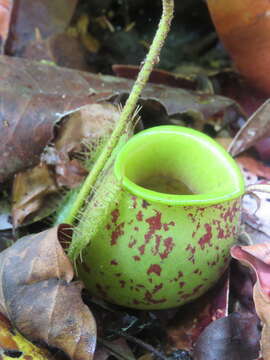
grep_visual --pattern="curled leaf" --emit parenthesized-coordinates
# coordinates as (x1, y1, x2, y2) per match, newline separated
(12, 163, 58, 228)
(231, 244, 270, 297)
(0, 225, 96, 360)
(229, 99, 270, 157)
(231, 244, 270, 360)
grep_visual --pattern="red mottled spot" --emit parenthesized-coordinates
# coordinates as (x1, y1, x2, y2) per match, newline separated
(144, 290, 166, 304)
(153, 283, 163, 294)
(193, 269, 200, 274)
(192, 284, 203, 294)
(119, 280, 126, 288)
(106, 224, 111, 230)
(111, 222, 125, 245)
(128, 219, 134, 225)
(198, 224, 212, 249)
(179, 281, 185, 288)
(133, 255, 141, 261)
(163, 221, 175, 231)
(129, 238, 137, 248)
(148, 278, 153, 283)
(221, 201, 239, 223)
(163, 224, 169, 231)
(178, 271, 184, 278)
(186, 244, 196, 264)
(111, 209, 119, 224)
(152, 234, 162, 255)
(147, 264, 162, 276)
(219, 229, 225, 239)
(142, 200, 150, 208)
(133, 299, 140, 305)
(144, 211, 162, 241)
(192, 222, 201, 238)
(136, 284, 145, 288)
(115, 273, 122, 277)
(160, 237, 175, 259)
(213, 204, 224, 210)
(110, 259, 118, 266)
(188, 213, 196, 223)
(132, 196, 137, 208)
(181, 293, 192, 300)
(138, 244, 145, 255)
(136, 210, 143, 221)
(134, 226, 139, 231)
(186, 244, 196, 254)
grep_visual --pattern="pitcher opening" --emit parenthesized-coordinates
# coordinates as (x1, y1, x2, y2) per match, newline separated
(114, 126, 245, 206)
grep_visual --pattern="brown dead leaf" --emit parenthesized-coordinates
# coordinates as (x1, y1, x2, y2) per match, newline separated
(0, 225, 96, 360)
(0, 312, 54, 359)
(54, 103, 119, 155)
(11, 102, 120, 227)
(236, 155, 270, 180)
(12, 163, 58, 228)
(229, 99, 270, 157)
(193, 312, 260, 360)
(0, 55, 242, 183)
(253, 283, 270, 360)
(55, 158, 88, 188)
(231, 244, 270, 360)
(22, 33, 92, 72)
(7, 0, 78, 54)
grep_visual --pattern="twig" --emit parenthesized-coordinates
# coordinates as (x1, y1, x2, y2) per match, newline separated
(63, 0, 174, 225)
(113, 330, 168, 360)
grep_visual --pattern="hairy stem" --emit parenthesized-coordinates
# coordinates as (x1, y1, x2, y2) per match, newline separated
(64, 0, 174, 225)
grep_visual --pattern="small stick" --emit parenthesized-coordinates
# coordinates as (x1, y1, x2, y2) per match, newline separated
(112, 331, 168, 360)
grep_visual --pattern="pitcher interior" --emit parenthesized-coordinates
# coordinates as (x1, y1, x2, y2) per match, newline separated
(114, 126, 245, 205)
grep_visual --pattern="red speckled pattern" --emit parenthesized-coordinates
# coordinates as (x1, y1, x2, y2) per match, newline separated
(79, 190, 241, 309)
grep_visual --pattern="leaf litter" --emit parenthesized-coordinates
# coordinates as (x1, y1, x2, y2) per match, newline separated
(2, 1, 270, 359)
(0, 58, 269, 359)
(0, 225, 96, 360)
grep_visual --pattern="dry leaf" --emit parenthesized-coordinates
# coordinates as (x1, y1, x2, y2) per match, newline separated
(12, 163, 58, 228)
(0, 312, 54, 359)
(0, 55, 242, 183)
(0, 225, 96, 360)
(229, 100, 270, 157)
(7, 0, 78, 54)
(193, 312, 260, 360)
(54, 103, 119, 155)
(231, 244, 270, 360)
(236, 155, 270, 180)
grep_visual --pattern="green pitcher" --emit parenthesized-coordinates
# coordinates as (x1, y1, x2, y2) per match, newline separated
(78, 125, 245, 309)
